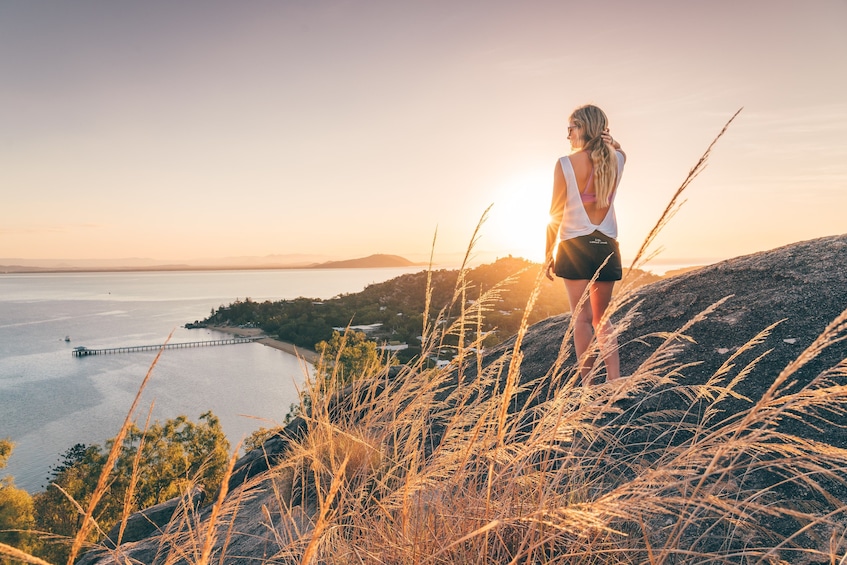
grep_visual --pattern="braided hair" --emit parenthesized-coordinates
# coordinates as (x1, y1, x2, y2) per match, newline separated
(570, 105, 618, 208)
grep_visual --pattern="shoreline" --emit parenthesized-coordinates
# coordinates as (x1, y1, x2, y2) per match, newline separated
(206, 325, 319, 365)
(0, 258, 430, 275)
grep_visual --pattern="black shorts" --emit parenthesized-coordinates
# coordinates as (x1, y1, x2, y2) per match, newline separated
(554, 231, 622, 281)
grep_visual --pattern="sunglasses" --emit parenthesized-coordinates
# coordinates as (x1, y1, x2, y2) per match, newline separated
(567, 124, 580, 134)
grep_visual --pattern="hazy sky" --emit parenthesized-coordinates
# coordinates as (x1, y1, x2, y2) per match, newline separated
(2, 1, 845, 268)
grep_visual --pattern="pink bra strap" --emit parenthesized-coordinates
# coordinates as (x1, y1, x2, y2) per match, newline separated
(580, 167, 596, 202)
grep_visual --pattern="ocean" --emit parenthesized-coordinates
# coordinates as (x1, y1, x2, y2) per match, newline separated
(0, 267, 423, 492)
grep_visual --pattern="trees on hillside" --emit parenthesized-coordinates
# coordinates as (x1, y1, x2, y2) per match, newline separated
(31, 443, 104, 562)
(315, 330, 382, 388)
(201, 258, 663, 370)
(202, 257, 573, 362)
(0, 439, 37, 562)
(115, 411, 230, 509)
(29, 412, 229, 564)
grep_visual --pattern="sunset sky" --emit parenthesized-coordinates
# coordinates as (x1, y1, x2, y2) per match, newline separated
(2, 1, 845, 269)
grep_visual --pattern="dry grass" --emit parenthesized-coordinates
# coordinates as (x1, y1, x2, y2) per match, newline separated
(5, 109, 847, 565)
(261, 296, 847, 564)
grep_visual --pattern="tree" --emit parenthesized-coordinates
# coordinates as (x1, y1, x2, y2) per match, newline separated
(0, 438, 37, 562)
(243, 426, 281, 454)
(31, 443, 105, 563)
(0, 440, 10, 467)
(32, 412, 230, 564)
(315, 330, 382, 388)
(114, 411, 230, 509)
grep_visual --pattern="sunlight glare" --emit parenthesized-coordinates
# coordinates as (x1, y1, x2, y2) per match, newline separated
(484, 168, 551, 262)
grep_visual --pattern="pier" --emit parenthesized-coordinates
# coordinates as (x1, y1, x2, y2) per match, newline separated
(72, 337, 260, 357)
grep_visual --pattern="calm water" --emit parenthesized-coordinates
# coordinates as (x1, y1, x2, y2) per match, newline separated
(0, 267, 422, 492)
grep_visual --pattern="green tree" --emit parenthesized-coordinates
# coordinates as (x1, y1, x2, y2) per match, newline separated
(32, 412, 230, 564)
(243, 426, 281, 454)
(32, 443, 105, 564)
(315, 330, 382, 388)
(115, 411, 230, 509)
(0, 438, 37, 562)
(0, 440, 10, 465)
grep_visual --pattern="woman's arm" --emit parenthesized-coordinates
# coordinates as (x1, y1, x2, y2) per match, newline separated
(545, 160, 566, 279)
(602, 129, 625, 162)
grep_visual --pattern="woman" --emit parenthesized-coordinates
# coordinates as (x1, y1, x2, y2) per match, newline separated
(545, 104, 625, 383)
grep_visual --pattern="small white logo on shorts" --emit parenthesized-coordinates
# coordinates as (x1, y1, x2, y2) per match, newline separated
(589, 238, 608, 245)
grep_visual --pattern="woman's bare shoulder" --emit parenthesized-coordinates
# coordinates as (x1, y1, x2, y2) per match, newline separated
(568, 150, 592, 174)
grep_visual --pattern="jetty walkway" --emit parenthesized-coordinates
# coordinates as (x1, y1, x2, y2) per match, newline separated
(72, 337, 260, 357)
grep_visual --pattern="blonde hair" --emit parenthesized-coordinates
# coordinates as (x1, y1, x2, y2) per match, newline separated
(570, 105, 618, 208)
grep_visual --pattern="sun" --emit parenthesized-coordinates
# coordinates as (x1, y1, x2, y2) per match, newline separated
(483, 168, 552, 263)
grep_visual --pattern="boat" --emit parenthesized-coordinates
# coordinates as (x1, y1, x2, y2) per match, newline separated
(64, 336, 71, 342)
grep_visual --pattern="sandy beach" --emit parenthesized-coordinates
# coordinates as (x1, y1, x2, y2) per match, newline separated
(207, 326, 319, 365)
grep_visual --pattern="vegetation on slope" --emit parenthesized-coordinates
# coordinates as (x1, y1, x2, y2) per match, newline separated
(200, 256, 661, 362)
(223, 275, 847, 564)
(0, 413, 230, 565)
(0, 439, 36, 561)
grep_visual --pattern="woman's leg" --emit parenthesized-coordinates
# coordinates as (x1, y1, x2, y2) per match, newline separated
(589, 281, 620, 381)
(563, 279, 595, 381)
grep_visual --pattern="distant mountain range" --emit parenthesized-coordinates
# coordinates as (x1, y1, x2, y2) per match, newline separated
(0, 253, 428, 274)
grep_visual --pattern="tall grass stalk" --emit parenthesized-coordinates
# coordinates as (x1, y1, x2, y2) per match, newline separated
(196, 445, 239, 565)
(65, 332, 173, 565)
(115, 403, 155, 547)
(625, 107, 743, 278)
(0, 542, 55, 565)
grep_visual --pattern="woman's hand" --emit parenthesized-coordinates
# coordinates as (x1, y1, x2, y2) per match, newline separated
(545, 257, 555, 281)
(601, 129, 621, 151)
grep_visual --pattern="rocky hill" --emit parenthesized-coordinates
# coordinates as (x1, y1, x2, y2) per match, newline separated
(514, 234, 847, 441)
(80, 234, 847, 565)
(307, 253, 424, 269)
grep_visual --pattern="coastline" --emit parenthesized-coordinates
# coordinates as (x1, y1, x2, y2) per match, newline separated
(206, 325, 319, 365)
(0, 254, 429, 275)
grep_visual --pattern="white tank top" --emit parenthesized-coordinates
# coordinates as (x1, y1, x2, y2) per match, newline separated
(557, 151, 625, 241)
